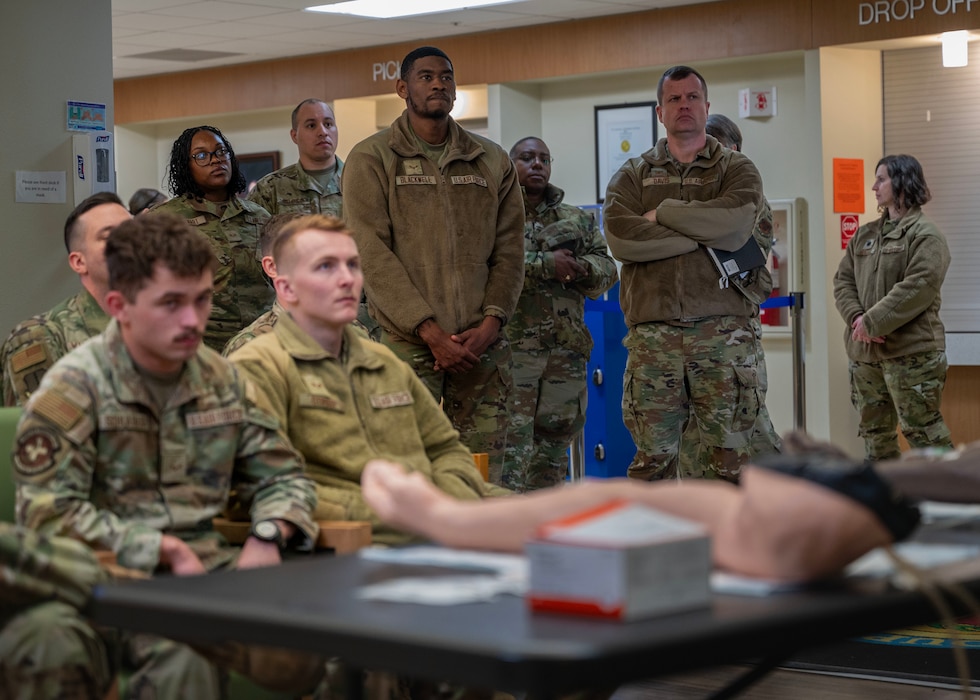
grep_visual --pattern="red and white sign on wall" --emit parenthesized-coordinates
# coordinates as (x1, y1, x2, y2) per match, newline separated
(840, 214, 859, 249)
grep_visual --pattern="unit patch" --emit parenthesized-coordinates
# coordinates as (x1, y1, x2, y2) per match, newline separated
(14, 428, 60, 477)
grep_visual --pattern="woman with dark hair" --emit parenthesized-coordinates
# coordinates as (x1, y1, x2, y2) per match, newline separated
(153, 125, 273, 350)
(834, 154, 952, 460)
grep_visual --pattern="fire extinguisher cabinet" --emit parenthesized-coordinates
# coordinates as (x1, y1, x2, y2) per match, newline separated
(583, 283, 636, 478)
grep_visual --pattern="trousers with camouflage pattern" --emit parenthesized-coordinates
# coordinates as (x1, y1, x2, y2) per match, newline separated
(849, 350, 953, 461)
(622, 316, 776, 482)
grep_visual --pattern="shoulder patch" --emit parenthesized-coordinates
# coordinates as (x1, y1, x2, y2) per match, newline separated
(31, 391, 84, 432)
(10, 344, 49, 373)
(14, 428, 60, 478)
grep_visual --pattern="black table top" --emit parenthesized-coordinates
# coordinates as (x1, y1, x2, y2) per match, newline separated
(88, 546, 980, 694)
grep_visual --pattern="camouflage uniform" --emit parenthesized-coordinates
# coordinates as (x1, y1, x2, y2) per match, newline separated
(230, 312, 491, 544)
(1, 290, 109, 407)
(14, 318, 318, 698)
(151, 194, 274, 351)
(502, 185, 617, 491)
(834, 209, 952, 460)
(343, 112, 525, 483)
(248, 159, 344, 218)
(0, 523, 113, 700)
(604, 136, 778, 481)
(222, 301, 284, 357)
(678, 202, 783, 477)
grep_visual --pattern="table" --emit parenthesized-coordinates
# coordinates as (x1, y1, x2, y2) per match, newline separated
(88, 544, 980, 697)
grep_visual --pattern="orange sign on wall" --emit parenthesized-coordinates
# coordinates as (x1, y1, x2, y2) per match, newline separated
(833, 158, 865, 213)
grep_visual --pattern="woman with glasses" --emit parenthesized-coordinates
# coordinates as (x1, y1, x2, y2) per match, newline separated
(153, 125, 274, 351)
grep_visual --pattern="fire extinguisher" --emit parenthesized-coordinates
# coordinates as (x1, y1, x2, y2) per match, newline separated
(761, 254, 780, 326)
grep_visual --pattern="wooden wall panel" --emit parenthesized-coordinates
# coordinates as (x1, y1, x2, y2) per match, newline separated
(115, 0, 811, 124)
(812, 0, 980, 47)
(896, 365, 980, 449)
(943, 365, 980, 446)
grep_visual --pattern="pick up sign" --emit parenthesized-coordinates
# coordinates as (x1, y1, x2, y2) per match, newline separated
(841, 214, 859, 250)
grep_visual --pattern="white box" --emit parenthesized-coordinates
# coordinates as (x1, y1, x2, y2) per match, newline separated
(526, 501, 711, 620)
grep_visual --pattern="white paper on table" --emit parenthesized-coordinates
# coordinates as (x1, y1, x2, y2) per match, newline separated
(356, 546, 529, 605)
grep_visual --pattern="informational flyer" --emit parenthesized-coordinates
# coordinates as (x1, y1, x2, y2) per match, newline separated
(833, 158, 864, 213)
(15, 171, 66, 203)
(67, 100, 106, 131)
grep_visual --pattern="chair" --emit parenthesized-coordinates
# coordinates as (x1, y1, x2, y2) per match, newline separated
(472, 452, 490, 482)
(0, 406, 22, 523)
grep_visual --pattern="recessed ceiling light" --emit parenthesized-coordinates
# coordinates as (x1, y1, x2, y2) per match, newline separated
(305, 0, 524, 20)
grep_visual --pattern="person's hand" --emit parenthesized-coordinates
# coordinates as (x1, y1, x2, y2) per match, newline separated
(451, 316, 501, 360)
(553, 249, 588, 285)
(851, 314, 885, 344)
(236, 538, 282, 570)
(642, 208, 658, 223)
(418, 319, 480, 373)
(362, 459, 452, 538)
(158, 535, 206, 576)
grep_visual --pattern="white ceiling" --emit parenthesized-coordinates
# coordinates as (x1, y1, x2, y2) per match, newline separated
(111, 0, 723, 79)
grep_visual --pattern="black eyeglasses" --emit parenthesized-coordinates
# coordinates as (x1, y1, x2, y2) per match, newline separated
(515, 153, 553, 165)
(190, 147, 231, 165)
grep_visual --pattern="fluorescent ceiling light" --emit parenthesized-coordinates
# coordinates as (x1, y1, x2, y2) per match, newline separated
(305, 0, 524, 19)
(942, 30, 969, 68)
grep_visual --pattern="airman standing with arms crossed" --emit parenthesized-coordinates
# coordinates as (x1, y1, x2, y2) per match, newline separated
(604, 66, 778, 482)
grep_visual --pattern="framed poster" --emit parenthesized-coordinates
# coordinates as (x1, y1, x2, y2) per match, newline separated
(760, 197, 807, 334)
(238, 151, 280, 194)
(594, 102, 657, 203)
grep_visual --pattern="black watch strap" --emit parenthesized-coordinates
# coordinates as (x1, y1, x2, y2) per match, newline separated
(250, 520, 286, 549)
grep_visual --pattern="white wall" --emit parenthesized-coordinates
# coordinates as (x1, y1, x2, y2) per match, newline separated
(0, 0, 114, 337)
(814, 46, 885, 456)
(489, 83, 544, 152)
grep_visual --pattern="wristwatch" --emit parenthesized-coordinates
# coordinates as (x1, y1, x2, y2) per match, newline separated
(249, 520, 285, 549)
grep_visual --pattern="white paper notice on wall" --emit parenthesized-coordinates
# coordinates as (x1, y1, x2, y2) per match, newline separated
(738, 87, 777, 118)
(15, 171, 67, 204)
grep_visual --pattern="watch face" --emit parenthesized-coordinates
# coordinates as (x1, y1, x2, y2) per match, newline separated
(253, 520, 280, 541)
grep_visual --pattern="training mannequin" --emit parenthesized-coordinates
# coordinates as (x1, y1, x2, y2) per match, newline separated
(362, 433, 926, 583)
